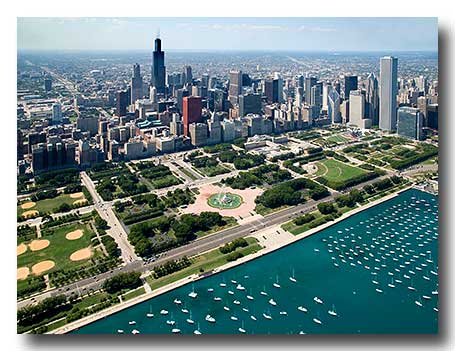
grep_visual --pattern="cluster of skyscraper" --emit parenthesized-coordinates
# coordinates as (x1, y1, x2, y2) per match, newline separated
(18, 36, 438, 175)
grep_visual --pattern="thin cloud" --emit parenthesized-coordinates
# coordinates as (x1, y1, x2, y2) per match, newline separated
(177, 23, 288, 32)
(297, 25, 337, 32)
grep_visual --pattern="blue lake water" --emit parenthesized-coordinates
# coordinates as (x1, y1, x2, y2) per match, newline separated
(73, 189, 438, 334)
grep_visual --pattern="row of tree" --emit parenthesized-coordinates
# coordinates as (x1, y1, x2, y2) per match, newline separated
(152, 256, 192, 278)
(102, 272, 142, 294)
(219, 238, 249, 254)
(256, 178, 329, 209)
(223, 164, 291, 190)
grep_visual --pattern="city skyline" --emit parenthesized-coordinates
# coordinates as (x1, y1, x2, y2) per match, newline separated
(17, 17, 438, 52)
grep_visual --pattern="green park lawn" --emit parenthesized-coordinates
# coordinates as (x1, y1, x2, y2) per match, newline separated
(17, 222, 98, 276)
(326, 134, 350, 144)
(121, 287, 146, 301)
(146, 237, 262, 290)
(314, 159, 367, 182)
(17, 192, 88, 216)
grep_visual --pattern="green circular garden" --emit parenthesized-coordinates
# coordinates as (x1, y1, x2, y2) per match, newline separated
(207, 192, 243, 209)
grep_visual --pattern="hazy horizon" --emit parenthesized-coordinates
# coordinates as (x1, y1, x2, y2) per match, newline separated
(17, 17, 438, 52)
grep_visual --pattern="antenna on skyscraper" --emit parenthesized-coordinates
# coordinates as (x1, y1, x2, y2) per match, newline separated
(156, 27, 160, 39)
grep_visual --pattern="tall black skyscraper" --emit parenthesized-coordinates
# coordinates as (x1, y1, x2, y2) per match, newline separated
(151, 37, 166, 95)
(344, 75, 358, 100)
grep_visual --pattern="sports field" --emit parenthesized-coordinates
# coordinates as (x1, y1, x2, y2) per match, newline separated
(17, 222, 98, 280)
(314, 159, 367, 182)
(325, 134, 350, 143)
(17, 192, 88, 217)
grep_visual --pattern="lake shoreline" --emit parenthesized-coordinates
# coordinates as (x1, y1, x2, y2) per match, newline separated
(50, 185, 414, 334)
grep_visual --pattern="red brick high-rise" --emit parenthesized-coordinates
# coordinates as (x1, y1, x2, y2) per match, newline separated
(183, 96, 202, 136)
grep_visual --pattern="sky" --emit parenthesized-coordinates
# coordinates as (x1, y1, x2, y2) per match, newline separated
(17, 17, 438, 52)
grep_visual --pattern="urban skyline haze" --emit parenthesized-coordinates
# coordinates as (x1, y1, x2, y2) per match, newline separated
(17, 17, 438, 52)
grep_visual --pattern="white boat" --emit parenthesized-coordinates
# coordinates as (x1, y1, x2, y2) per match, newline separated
(246, 295, 254, 300)
(213, 297, 222, 301)
(269, 298, 277, 306)
(422, 295, 431, 300)
(279, 311, 287, 315)
(131, 329, 140, 334)
(250, 315, 257, 321)
(408, 286, 416, 291)
(372, 280, 379, 285)
(205, 314, 216, 323)
(173, 298, 182, 305)
(415, 299, 423, 307)
(313, 317, 322, 325)
(231, 316, 238, 321)
(128, 321, 136, 325)
(375, 288, 383, 293)
(219, 282, 227, 287)
(432, 290, 439, 295)
(194, 323, 202, 334)
(186, 318, 195, 324)
(242, 308, 249, 312)
(181, 308, 189, 314)
(433, 307, 439, 312)
(260, 291, 268, 296)
(146, 305, 154, 318)
(238, 327, 246, 333)
(171, 328, 181, 334)
(166, 320, 175, 325)
(328, 304, 338, 317)
(273, 276, 281, 288)
(233, 300, 241, 305)
(223, 306, 230, 311)
(313, 296, 323, 304)
(289, 269, 297, 283)
(188, 286, 198, 299)
(262, 312, 272, 320)
(298, 306, 308, 313)
(231, 280, 238, 284)
(236, 284, 245, 291)
(388, 278, 395, 288)
(207, 288, 214, 292)
(423, 276, 430, 281)
(228, 290, 234, 295)
(117, 329, 124, 334)
(160, 309, 169, 315)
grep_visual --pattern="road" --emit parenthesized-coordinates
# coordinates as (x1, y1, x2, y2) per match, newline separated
(80, 171, 139, 263)
(17, 195, 324, 309)
(17, 157, 436, 309)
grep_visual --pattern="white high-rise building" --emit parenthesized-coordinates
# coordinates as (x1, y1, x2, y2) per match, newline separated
(328, 87, 341, 124)
(349, 90, 365, 127)
(379, 56, 398, 131)
(322, 82, 330, 111)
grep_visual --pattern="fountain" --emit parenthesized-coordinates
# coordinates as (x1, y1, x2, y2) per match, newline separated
(207, 185, 243, 210)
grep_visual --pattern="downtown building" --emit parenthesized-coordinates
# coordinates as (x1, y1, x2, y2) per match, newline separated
(379, 56, 398, 131)
(151, 37, 166, 95)
(397, 107, 424, 140)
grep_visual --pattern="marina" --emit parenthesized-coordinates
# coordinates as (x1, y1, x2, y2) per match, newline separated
(72, 189, 438, 334)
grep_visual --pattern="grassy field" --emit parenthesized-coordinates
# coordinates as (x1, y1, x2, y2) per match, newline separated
(314, 159, 367, 182)
(17, 192, 88, 216)
(326, 134, 350, 144)
(17, 222, 98, 276)
(146, 237, 262, 290)
(121, 287, 146, 301)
